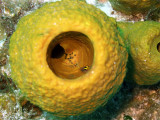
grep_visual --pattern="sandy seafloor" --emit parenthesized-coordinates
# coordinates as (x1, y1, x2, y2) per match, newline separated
(0, 0, 160, 120)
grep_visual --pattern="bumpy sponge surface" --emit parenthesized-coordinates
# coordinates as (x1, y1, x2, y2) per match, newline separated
(9, 0, 127, 116)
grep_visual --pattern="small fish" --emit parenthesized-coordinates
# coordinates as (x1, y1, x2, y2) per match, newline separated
(80, 66, 90, 72)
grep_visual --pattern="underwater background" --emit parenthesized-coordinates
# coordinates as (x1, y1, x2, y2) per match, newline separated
(0, 0, 160, 120)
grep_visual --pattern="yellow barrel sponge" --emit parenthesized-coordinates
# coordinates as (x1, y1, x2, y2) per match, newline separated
(109, 0, 159, 15)
(118, 21, 160, 85)
(9, 0, 128, 117)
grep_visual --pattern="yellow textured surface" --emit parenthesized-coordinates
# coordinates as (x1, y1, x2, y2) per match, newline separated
(109, 0, 159, 14)
(9, 0, 128, 116)
(118, 21, 160, 85)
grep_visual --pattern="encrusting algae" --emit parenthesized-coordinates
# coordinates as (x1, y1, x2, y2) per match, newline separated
(8, 0, 160, 117)
(9, 0, 128, 117)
